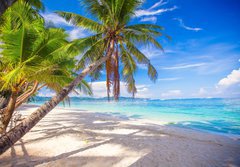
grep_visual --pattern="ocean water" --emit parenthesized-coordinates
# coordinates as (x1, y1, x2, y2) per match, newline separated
(31, 97, 240, 136)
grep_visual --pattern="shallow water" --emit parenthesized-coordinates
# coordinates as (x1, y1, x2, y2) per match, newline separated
(31, 97, 240, 135)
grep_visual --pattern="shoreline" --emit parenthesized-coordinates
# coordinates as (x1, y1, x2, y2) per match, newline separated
(1, 104, 240, 166)
(28, 103, 240, 139)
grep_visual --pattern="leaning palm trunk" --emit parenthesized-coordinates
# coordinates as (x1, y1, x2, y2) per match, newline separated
(0, 82, 38, 134)
(0, 96, 9, 109)
(16, 83, 46, 107)
(0, 42, 113, 154)
(15, 81, 39, 109)
(0, 91, 18, 134)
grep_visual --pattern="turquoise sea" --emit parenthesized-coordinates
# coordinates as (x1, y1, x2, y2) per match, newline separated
(31, 97, 240, 136)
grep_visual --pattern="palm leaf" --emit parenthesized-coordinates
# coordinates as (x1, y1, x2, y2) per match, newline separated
(56, 11, 104, 32)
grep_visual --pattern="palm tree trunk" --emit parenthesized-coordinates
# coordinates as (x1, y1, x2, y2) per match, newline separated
(0, 0, 17, 16)
(106, 57, 112, 101)
(15, 81, 39, 109)
(0, 91, 11, 109)
(0, 82, 39, 133)
(0, 40, 114, 154)
(0, 91, 18, 134)
(16, 86, 33, 103)
(0, 96, 9, 109)
(113, 42, 120, 101)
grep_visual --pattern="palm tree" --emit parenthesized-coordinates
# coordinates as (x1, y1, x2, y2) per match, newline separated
(57, 0, 166, 100)
(0, 0, 43, 16)
(0, 1, 91, 133)
(0, 0, 45, 116)
(0, 0, 168, 154)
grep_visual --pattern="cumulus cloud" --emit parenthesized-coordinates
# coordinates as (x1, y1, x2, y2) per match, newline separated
(174, 18, 203, 32)
(217, 68, 240, 88)
(192, 67, 240, 98)
(195, 87, 211, 98)
(38, 89, 56, 97)
(90, 81, 151, 98)
(198, 88, 207, 95)
(161, 90, 182, 98)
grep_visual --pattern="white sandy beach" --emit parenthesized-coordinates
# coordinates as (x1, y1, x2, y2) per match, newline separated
(0, 104, 240, 167)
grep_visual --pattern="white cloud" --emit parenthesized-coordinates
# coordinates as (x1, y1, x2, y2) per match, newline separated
(140, 16, 157, 23)
(191, 67, 240, 98)
(191, 87, 216, 98)
(140, 45, 163, 59)
(149, 0, 168, 10)
(161, 90, 182, 98)
(198, 87, 207, 96)
(42, 13, 71, 26)
(217, 68, 240, 88)
(174, 18, 203, 32)
(134, 0, 177, 23)
(38, 89, 56, 97)
(90, 81, 151, 98)
(167, 41, 240, 75)
(67, 28, 89, 41)
(162, 63, 206, 70)
(41, 12, 91, 41)
(158, 77, 181, 81)
(135, 6, 177, 17)
(137, 64, 148, 70)
(135, 85, 152, 98)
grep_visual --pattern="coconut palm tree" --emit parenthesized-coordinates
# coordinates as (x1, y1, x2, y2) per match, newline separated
(57, 0, 167, 100)
(0, 1, 92, 133)
(0, 0, 46, 113)
(0, 0, 168, 154)
(0, 0, 43, 16)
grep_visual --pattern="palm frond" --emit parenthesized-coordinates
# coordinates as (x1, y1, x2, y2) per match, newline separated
(124, 41, 158, 82)
(126, 24, 164, 31)
(125, 41, 149, 64)
(147, 63, 158, 82)
(56, 11, 104, 32)
(76, 37, 106, 69)
(76, 80, 93, 96)
(119, 0, 142, 24)
(81, 0, 113, 25)
(120, 44, 137, 97)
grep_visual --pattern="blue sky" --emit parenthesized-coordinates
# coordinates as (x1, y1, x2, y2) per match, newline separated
(39, 0, 240, 99)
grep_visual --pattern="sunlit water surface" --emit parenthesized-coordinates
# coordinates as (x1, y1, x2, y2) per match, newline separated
(31, 97, 240, 136)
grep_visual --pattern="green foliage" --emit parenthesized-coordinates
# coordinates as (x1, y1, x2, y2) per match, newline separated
(0, 1, 92, 96)
(26, 0, 45, 11)
(57, 0, 167, 98)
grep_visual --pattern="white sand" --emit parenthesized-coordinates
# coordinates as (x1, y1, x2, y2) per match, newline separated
(0, 104, 240, 167)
